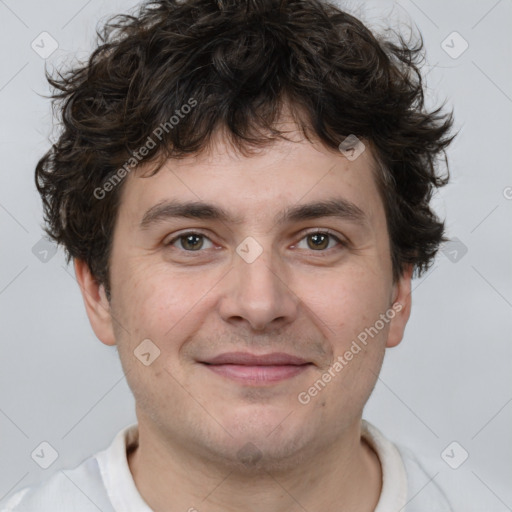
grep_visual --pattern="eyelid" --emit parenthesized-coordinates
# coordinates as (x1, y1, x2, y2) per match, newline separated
(300, 227, 345, 240)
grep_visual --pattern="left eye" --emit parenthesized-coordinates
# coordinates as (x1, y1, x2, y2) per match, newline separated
(166, 231, 342, 252)
(294, 231, 343, 251)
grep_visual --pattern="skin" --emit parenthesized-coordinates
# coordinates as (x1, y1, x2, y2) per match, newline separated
(75, 126, 412, 512)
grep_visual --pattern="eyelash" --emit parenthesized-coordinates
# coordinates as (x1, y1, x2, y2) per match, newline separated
(164, 229, 347, 255)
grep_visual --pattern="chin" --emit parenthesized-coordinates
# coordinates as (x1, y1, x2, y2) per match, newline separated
(203, 408, 317, 470)
(203, 433, 314, 475)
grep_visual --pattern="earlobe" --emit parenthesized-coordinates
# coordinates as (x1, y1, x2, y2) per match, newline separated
(73, 258, 117, 346)
(386, 265, 413, 348)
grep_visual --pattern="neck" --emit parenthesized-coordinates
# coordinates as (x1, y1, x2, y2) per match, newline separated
(127, 419, 382, 512)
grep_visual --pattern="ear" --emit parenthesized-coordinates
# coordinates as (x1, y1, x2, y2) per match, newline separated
(74, 258, 116, 346)
(386, 264, 413, 348)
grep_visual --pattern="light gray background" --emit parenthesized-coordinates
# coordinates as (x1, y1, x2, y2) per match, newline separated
(1, 0, 511, 510)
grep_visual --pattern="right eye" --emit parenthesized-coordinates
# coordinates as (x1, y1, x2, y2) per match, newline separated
(165, 232, 215, 252)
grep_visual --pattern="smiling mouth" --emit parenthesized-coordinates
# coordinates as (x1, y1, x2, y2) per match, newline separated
(199, 352, 313, 384)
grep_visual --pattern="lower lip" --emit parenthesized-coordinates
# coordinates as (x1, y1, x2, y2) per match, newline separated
(203, 364, 311, 384)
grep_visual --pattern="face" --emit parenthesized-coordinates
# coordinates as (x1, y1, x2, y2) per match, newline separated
(77, 128, 412, 472)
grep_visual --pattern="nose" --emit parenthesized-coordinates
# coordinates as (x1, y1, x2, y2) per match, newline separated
(218, 242, 300, 332)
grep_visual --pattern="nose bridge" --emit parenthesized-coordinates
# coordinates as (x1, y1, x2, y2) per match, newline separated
(219, 236, 299, 330)
(238, 242, 281, 298)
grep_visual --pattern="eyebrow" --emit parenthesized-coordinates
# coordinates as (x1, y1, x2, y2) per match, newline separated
(139, 197, 369, 230)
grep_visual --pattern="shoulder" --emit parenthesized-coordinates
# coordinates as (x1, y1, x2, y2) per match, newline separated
(0, 454, 113, 512)
(0, 424, 138, 512)
(395, 442, 454, 512)
(362, 420, 454, 512)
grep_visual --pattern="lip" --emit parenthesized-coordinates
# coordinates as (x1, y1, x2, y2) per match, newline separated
(203, 352, 309, 366)
(200, 352, 312, 385)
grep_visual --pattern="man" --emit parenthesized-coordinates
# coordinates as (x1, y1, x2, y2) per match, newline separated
(1, 0, 455, 510)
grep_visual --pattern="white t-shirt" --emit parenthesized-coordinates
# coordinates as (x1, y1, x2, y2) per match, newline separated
(0, 420, 453, 511)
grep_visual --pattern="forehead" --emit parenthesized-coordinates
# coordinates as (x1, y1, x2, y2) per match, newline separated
(117, 131, 385, 232)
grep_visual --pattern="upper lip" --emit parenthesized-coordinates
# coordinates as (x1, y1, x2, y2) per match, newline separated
(201, 352, 310, 366)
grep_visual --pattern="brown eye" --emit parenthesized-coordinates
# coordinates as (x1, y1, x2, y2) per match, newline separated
(294, 230, 345, 253)
(307, 232, 330, 250)
(180, 234, 204, 251)
(166, 232, 213, 251)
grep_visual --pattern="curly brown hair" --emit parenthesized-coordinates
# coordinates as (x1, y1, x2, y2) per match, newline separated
(35, 0, 455, 301)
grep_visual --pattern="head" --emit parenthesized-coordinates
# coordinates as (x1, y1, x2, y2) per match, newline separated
(36, 0, 454, 471)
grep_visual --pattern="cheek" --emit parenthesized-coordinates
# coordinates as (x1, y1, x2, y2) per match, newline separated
(308, 271, 392, 402)
(115, 264, 221, 352)
(300, 266, 390, 332)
